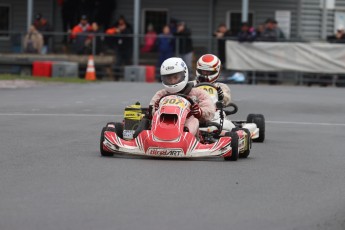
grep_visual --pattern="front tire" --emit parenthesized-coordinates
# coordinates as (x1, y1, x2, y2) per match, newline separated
(100, 127, 114, 157)
(224, 132, 239, 161)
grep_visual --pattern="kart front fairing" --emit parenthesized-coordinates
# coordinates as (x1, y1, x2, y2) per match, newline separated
(102, 95, 234, 158)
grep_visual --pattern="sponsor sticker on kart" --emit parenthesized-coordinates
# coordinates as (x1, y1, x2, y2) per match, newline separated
(161, 96, 187, 108)
(198, 85, 217, 96)
(147, 148, 184, 156)
(123, 130, 135, 139)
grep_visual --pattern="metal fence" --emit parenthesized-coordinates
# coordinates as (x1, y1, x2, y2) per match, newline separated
(1, 30, 344, 86)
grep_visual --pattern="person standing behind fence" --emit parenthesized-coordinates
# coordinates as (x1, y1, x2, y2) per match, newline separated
(259, 18, 279, 85)
(175, 21, 193, 74)
(114, 16, 133, 72)
(70, 15, 93, 54)
(23, 25, 44, 54)
(157, 25, 174, 67)
(327, 25, 345, 43)
(238, 22, 256, 42)
(259, 18, 278, 42)
(214, 24, 232, 68)
(85, 22, 102, 55)
(272, 19, 285, 40)
(141, 24, 157, 53)
(33, 13, 52, 54)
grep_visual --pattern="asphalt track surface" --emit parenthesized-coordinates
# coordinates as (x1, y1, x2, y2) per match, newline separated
(0, 82, 345, 230)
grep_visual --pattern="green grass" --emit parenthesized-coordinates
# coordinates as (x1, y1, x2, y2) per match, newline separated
(0, 74, 93, 83)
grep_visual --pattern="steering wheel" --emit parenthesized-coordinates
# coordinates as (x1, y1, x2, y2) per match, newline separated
(224, 103, 238, 115)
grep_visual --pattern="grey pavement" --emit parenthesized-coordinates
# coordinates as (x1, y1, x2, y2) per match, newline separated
(0, 82, 345, 230)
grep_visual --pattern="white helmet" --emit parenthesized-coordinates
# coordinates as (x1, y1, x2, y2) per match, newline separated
(196, 54, 221, 83)
(160, 57, 189, 93)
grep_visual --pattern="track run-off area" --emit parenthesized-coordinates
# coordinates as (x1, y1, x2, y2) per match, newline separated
(0, 82, 344, 230)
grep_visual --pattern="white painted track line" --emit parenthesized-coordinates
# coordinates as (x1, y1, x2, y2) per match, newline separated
(0, 113, 345, 127)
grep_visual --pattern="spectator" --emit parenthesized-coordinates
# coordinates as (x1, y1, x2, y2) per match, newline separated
(256, 23, 265, 38)
(260, 18, 280, 84)
(175, 21, 193, 73)
(86, 22, 103, 54)
(105, 23, 119, 52)
(70, 15, 92, 40)
(169, 18, 178, 35)
(141, 24, 157, 53)
(214, 23, 232, 67)
(238, 22, 256, 42)
(327, 25, 345, 43)
(71, 15, 92, 54)
(23, 25, 43, 54)
(157, 25, 174, 67)
(272, 19, 285, 40)
(33, 13, 52, 54)
(113, 16, 133, 73)
(259, 18, 278, 42)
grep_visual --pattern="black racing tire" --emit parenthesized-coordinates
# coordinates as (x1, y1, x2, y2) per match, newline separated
(246, 114, 256, 123)
(106, 122, 124, 139)
(100, 127, 114, 157)
(224, 132, 239, 161)
(239, 128, 251, 158)
(252, 114, 265, 143)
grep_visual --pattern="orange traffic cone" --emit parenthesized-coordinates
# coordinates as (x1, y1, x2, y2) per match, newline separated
(85, 55, 96, 80)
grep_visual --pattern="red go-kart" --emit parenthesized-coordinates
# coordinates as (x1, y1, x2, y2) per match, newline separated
(100, 94, 244, 161)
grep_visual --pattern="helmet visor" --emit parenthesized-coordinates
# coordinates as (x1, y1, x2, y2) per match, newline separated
(197, 69, 218, 76)
(161, 72, 185, 86)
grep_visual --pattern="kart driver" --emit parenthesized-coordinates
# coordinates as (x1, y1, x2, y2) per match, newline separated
(196, 54, 235, 130)
(196, 54, 231, 106)
(150, 57, 215, 136)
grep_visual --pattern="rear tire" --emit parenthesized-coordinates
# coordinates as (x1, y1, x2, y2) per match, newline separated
(100, 127, 114, 157)
(224, 132, 239, 161)
(247, 114, 265, 143)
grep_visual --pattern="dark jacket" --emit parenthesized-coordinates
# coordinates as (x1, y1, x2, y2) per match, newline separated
(327, 34, 345, 43)
(175, 28, 193, 54)
(238, 30, 256, 42)
(259, 28, 278, 42)
(157, 33, 174, 53)
(117, 24, 133, 53)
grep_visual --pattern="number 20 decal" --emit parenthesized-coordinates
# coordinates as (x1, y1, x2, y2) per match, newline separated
(201, 86, 215, 95)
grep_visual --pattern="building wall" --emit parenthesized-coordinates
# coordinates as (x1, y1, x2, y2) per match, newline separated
(300, 0, 345, 40)
(0, 0, 53, 53)
(0, 0, 26, 52)
(214, 0, 299, 39)
(113, 0, 210, 48)
(2, 0, 343, 53)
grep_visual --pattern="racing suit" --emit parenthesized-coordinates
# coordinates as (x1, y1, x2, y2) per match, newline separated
(213, 82, 235, 130)
(150, 87, 215, 136)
